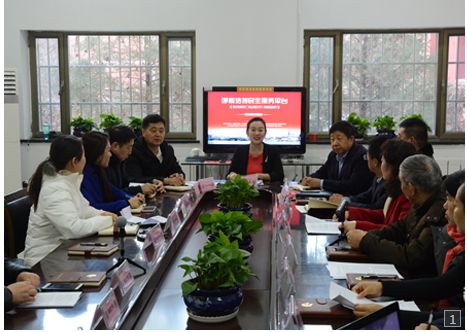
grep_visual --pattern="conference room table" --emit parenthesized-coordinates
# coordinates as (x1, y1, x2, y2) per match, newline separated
(4, 186, 350, 330)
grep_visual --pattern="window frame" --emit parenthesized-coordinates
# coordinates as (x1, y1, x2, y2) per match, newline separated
(29, 31, 196, 139)
(303, 28, 465, 142)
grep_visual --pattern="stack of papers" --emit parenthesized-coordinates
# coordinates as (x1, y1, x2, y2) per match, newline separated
(329, 282, 419, 312)
(305, 215, 341, 235)
(327, 262, 404, 280)
(17, 292, 82, 308)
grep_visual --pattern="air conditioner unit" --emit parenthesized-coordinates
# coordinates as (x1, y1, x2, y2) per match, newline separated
(4, 69, 17, 96)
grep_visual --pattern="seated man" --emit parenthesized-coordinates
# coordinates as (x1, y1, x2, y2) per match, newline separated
(329, 135, 389, 209)
(301, 120, 373, 196)
(107, 125, 164, 195)
(4, 258, 41, 312)
(126, 114, 185, 186)
(398, 117, 434, 158)
(346, 155, 446, 278)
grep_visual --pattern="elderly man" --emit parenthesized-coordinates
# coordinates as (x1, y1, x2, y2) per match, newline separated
(346, 154, 446, 277)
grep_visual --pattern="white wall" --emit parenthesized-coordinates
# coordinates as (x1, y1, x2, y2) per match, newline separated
(5, 0, 465, 186)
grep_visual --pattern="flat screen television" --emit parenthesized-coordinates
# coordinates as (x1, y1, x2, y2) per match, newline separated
(203, 86, 307, 154)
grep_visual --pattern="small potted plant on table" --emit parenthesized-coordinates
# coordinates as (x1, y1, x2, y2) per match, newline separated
(70, 116, 97, 137)
(99, 113, 123, 132)
(199, 210, 263, 252)
(128, 116, 143, 137)
(215, 175, 259, 216)
(373, 115, 397, 138)
(347, 112, 371, 139)
(179, 232, 255, 323)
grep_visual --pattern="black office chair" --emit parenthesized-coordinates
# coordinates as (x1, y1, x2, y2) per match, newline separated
(4, 189, 32, 258)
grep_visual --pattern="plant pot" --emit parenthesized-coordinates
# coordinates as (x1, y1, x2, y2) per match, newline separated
(183, 286, 243, 322)
(217, 203, 253, 217)
(72, 128, 85, 137)
(376, 130, 396, 138)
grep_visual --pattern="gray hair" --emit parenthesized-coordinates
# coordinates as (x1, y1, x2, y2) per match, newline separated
(399, 155, 442, 193)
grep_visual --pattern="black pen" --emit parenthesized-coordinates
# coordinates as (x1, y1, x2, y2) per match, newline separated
(80, 242, 108, 247)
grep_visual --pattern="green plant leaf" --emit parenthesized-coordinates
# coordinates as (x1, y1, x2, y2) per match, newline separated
(181, 280, 198, 296)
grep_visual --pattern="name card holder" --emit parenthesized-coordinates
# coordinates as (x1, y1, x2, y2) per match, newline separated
(93, 288, 121, 330)
(109, 260, 135, 307)
(166, 210, 182, 239)
(143, 224, 166, 264)
(197, 177, 216, 193)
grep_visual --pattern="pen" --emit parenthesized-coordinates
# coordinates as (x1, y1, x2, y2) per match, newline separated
(80, 242, 108, 247)
(426, 308, 434, 330)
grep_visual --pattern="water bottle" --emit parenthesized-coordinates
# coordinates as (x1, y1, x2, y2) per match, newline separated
(42, 123, 50, 140)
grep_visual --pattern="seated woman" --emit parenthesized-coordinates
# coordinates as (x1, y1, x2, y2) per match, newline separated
(21, 135, 115, 267)
(81, 131, 145, 214)
(351, 182, 465, 330)
(342, 139, 416, 232)
(227, 117, 284, 182)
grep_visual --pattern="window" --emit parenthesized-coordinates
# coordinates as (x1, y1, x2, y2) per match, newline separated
(304, 29, 465, 140)
(29, 32, 195, 138)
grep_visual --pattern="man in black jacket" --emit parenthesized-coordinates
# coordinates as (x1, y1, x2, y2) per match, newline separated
(4, 258, 40, 311)
(107, 126, 162, 195)
(126, 114, 185, 186)
(301, 120, 374, 196)
(398, 117, 434, 158)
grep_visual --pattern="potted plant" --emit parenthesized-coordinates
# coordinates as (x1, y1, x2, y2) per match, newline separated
(373, 115, 397, 138)
(399, 114, 432, 132)
(128, 116, 143, 137)
(215, 175, 259, 216)
(179, 232, 254, 322)
(347, 112, 371, 139)
(99, 113, 122, 132)
(199, 210, 263, 252)
(70, 116, 97, 137)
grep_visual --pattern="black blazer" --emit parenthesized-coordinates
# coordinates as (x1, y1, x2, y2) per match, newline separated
(310, 143, 373, 195)
(126, 137, 184, 183)
(228, 143, 284, 182)
(107, 155, 142, 195)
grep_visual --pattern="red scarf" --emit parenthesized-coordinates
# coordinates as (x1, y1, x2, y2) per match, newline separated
(439, 224, 465, 307)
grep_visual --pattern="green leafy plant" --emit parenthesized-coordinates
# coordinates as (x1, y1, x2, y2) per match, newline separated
(373, 115, 397, 132)
(128, 116, 143, 130)
(70, 116, 97, 133)
(215, 175, 259, 210)
(199, 210, 263, 242)
(399, 114, 432, 132)
(179, 232, 254, 296)
(99, 113, 122, 130)
(347, 112, 371, 138)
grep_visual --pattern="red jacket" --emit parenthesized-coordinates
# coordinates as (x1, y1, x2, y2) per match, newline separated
(348, 194, 411, 231)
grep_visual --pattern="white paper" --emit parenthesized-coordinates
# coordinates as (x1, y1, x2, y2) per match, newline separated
(329, 282, 419, 312)
(327, 262, 404, 280)
(17, 292, 82, 308)
(120, 206, 145, 224)
(145, 215, 167, 224)
(305, 215, 341, 235)
(164, 184, 193, 192)
(129, 182, 145, 187)
(295, 205, 308, 214)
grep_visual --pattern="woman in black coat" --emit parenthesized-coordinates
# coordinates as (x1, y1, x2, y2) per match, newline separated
(227, 117, 284, 182)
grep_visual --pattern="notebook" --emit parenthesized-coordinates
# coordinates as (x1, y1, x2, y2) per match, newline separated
(98, 224, 139, 236)
(338, 302, 400, 330)
(67, 243, 119, 256)
(17, 292, 82, 309)
(47, 271, 107, 287)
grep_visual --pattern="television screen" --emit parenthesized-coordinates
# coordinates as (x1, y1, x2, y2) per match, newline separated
(203, 87, 306, 154)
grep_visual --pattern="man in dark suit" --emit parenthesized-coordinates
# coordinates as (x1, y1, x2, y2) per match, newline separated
(301, 120, 373, 195)
(126, 114, 185, 186)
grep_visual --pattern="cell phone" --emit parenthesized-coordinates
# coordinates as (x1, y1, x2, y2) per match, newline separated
(141, 206, 157, 213)
(41, 283, 83, 292)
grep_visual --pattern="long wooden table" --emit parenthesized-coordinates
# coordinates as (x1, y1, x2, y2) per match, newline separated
(5, 189, 349, 330)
